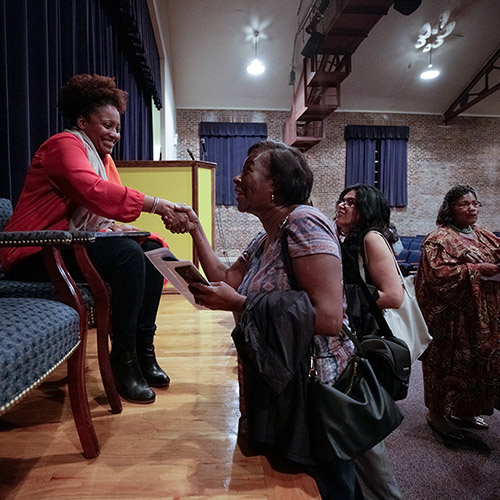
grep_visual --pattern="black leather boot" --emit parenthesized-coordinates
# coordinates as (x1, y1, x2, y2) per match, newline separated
(110, 348, 156, 403)
(137, 335, 170, 388)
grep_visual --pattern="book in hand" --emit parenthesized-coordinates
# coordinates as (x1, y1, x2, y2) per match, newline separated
(145, 246, 211, 310)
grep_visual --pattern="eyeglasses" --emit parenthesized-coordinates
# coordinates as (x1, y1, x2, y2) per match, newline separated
(336, 198, 357, 208)
(454, 200, 481, 209)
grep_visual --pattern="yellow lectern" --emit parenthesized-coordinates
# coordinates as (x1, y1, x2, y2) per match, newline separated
(116, 160, 216, 266)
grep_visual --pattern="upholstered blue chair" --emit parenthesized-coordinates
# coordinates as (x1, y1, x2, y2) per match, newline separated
(399, 236, 413, 249)
(0, 199, 121, 414)
(396, 248, 410, 262)
(0, 230, 100, 458)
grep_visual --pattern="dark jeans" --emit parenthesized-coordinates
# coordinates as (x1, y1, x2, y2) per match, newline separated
(7, 237, 164, 350)
(311, 459, 359, 500)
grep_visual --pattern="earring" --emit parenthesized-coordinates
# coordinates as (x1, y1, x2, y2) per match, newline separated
(271, 192, 275, 202)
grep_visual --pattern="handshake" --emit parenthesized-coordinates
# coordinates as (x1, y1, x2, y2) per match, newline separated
(160, 203, 199, 234)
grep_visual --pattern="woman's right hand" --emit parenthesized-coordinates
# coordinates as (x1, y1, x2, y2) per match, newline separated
(478, 262, 500, 277)
(188, 281, 246, 313)
(154, 199, 191, 233)
(162, 203, 199, 234)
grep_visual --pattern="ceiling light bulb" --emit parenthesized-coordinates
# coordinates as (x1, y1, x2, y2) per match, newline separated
(247, 30, 265, 76)
(247, 58, 265, 75)
(420, 64, 440, 79)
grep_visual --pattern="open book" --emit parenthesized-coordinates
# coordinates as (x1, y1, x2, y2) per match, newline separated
(145, 247, 210, 310)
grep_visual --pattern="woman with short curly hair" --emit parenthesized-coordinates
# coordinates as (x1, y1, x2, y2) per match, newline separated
(0, 74, 186, 404)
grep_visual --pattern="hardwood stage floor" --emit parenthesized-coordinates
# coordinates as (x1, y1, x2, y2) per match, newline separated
(0, 294, 320, 500)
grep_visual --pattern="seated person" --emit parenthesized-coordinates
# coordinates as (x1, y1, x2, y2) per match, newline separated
(0, 74, 187, 404)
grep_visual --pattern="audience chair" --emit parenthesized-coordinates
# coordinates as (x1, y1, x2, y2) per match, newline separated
(408, 239, 422, 250)
(396, 248, 410, 262)
(400, 236, 413, 249)
(0, 198, 122, 414)
(407, 249, 421, 266)
(0, 230, 100, 458)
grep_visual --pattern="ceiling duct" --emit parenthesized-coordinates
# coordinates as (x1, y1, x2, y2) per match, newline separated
(394, 0, 422, 16)
(301, 0, 331, 58)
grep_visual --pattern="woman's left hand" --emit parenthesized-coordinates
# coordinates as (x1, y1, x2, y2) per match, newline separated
(188, 281, 246, 313)
(108, 222, 142, 232)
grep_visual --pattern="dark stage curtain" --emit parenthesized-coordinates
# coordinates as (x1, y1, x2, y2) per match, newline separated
(344, 125, 410, 207)
(199, 122, 268, 206)
(0, 0, 162, 203)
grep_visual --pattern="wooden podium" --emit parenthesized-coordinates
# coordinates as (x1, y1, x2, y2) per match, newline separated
(116, 160, 216, 266)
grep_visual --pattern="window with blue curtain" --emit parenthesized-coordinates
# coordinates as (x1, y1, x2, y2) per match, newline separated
(199, 122, 268, 205)
(344, 125, 409, 207)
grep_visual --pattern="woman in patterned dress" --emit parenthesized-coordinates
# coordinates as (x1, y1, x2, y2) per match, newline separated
(416, 185, 500, 441)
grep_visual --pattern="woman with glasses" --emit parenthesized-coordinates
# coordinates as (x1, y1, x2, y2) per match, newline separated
(336, 184, 404, 309)
(335, 184, 404, 500)
(416, 185, 500, 443)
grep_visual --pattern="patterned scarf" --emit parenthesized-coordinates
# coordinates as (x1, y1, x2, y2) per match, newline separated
(65, 128, 114, 231)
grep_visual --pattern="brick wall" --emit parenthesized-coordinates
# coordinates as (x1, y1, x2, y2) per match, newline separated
(176, 109, 500, 258)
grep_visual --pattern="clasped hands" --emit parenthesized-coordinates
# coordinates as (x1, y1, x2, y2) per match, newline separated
(161, 203, 199, 234)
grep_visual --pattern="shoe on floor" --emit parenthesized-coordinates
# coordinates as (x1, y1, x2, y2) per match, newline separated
(449, 415, 489, 429)
(426, 414, 464, 441)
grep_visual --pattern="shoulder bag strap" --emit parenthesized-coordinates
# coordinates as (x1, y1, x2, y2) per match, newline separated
(282, 226, 364, 353)
(340, 238, 394, 339)
(372, 230, 410, 293)
(280, 225, 299, 291)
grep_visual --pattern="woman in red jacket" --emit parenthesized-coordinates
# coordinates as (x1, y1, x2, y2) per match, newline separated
(0, 74, 185, 404)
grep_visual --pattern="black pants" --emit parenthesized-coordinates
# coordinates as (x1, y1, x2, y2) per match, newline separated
(7, 237, 164, 350)
(311, 459, 359, 500)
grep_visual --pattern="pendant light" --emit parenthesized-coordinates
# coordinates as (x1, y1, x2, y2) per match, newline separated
(420, 49, 440, 80)
(247, 31, 265, 75)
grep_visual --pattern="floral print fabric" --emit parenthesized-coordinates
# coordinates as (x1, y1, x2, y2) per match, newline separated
(415, 225, 500, 416)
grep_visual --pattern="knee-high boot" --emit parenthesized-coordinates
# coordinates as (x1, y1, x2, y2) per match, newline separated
(137, 335, 170, 388)
(110, 346, 156, 404)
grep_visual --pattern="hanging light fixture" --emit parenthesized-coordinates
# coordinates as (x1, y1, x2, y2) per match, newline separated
(247, 31, 265, 75)
(420, 49, 440, 79)
(415, 11, 455, 53)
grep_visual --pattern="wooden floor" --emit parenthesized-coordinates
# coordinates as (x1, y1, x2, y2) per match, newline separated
(0, 295, 320, 500)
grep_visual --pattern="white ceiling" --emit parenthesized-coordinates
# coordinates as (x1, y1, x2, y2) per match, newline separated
(155, 0, 500, 119)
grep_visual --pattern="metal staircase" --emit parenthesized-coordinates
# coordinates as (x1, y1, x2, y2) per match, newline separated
(284, 0, 395, 150)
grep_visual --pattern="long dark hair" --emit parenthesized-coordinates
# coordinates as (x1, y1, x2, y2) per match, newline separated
(436, 185, 478, 226)
(337, 184, 391, 256)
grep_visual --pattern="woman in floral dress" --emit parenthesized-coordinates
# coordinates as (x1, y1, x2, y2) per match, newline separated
(416, 185, 500, 442)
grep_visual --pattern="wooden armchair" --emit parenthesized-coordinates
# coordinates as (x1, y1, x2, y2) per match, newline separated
(0, 198, 126, 414)
(0, 230, 100, 458)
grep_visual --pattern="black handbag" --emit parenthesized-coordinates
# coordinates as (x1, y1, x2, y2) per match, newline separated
(308, 339, 404, 462)
(341, 243, 411, 401)
(280, 228, 404, 462)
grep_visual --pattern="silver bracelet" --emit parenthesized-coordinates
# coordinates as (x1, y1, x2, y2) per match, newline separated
(150, 196, 159, 214)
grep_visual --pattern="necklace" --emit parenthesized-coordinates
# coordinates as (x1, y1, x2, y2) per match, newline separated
(449, 223, 473, 234)
(279, 214, 290, 231)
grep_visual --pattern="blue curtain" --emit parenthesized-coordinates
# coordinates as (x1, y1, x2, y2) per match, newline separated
(344, 125, 409, 207)
(0, 0, 162, 202)
(345, 139, 377, 186)
(379, 139, 408, 207)
(199, 122, 268, 205)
